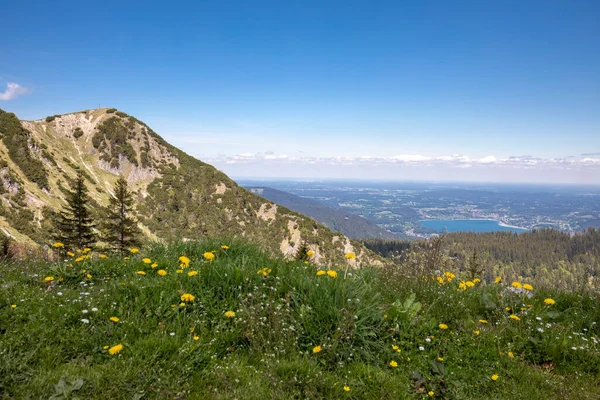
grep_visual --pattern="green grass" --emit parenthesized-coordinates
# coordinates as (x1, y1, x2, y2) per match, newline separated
(1, 239, 599, 399)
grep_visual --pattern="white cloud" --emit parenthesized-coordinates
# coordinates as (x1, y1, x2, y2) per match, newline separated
(0, 82, 29, 101)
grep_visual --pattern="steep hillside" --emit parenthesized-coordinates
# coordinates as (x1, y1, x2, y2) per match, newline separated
(248, 186, 401, 240)
(0, 108, 381, 266)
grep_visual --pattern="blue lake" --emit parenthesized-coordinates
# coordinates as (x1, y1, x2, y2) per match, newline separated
(420, 219, 528, 233)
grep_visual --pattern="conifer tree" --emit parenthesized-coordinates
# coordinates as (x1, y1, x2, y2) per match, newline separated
(54, 170, 97, 250)
(101, 176, 141, 253)
(295, 241, 310, 262)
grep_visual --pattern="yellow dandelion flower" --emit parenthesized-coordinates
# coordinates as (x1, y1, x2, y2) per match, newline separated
(151, 262, 158, 268)
(473, 278, 481, 284)
(458, 282, 467, 291)
(11, 304, 16, 309)
(110, 317, 119, 323)
(343, 386, 350, 392)
(316, 270, 326, 276)
(439, 323, 448, 330)
(203, 252, 215, 261)
(86, 274, 92, 279)
(428, 391, 434, 397)
(473, 330, 480, 336)
(178, 256, 190, 268)
(511, 281, 522, 289)
(306, 250, 315, 258)
(313, 345, 322, 353)
(44, 276, 54, 282)
(136, 271, 146, 276)
(392, 345, 399, 350)
(327, 270, 337, 278)
(495, 276, 502, 283)
(82, 248, 91, 254)
(99, 254, 108, 259)
(75, 256, 85, 263)
(103, 345, 109, 350)
(509, 314, 521, 321)
(123, 257, 129, 260)
(157, 269, 167, 276)
(491, 374, 499, 381)
(389, 360, 398, 367)
(436, 276, 444, 285)
(479, 319, 488, 324)
(437, 357, 443, 361)
(193, 335, 200, 341)
(53, 242, 65, 248)
(544, 298, 556, 305)
(345, 252, 356, 260)
(176, 269, 183, 274)
(187, 270, 198, 277)
(130, 248, 139, 254)
(67, 251, 75, 257)
(221, 245, 229, 250)
(108, 344, 123, 355)
(225, 310, 235, 318)
(181, 293, 195, 302)
(508, 351, 514, 358)
(179, 302, 185, 307)
(466, 281, 475, 287)
(505, 306, 511, 311)
(142, 258, 152, 264)
(522, 283, 533, 291)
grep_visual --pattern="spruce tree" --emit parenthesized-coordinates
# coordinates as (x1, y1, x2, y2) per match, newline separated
(54, 170, 97, 250)
(101, 176, 141, 253)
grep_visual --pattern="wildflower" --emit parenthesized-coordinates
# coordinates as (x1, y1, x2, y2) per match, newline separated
(75, 256, 85, 263)
(81, 318, 90, 324)
(495, 276, 502, 283)
(99, 254, 108, 259)
(439, 323, 448, 330)
(181, 293, 195, 302)
(53, 242, 65, 248)
(257, 267, 272, 276)
(523, 284, 533, 291)
(179, 303, 185, 307)
(479, 319, 488, 324)
(458, 282, 467, 291)
(444, 271, 455, 280)
(511, 281, 522, 289)
(193, 335, 200, 341)
(509, 314, 521, 321)
(11, 304, 16, 309)
(313, 345, 322, 353)
(82, 248, 91, 254)
(389, 360, 398, 367)
(473, 330, 480, 336)
(473, 278, 481, 284)
(203, 252, 215, 261)
(110, 317, 119, 323)
(316, 270, 326, 276)
(142, 258, 152, 264)
(108, 344, 123, 355)
(392, 345, 399, 350)
(505, 306, 511, 311)
(130, 248, 139, 254)
(151, 262, 158, 268)
(157, 269, 167, 276)
(44, 276, 54, 282)
(136, 271, 146, 276)
(544, 298, 556, 305)
(103, 346, 109, 350)
(345, 252, 356, 260)
(187, 270, 198, 277)
(437, 357, 443, 361)
(428, 391, 434, 397)
(221, 245, 229, 250)
(436, 276, 444, 285)
(344, 386, 350, 392)
(327, 270, 337, 278)
(466, 281, 475, 287)
(306, 250, 315, 257)
(67, 251, 75, 257)
(508, 351, 514, 358)
(86, 274, 92, 279)
(176, 269, 183, 274)
(123, 257, 129, 260)
(225, 311, 235, 318)
(491, 374, 499, 381)
(179, 256, 190, 268)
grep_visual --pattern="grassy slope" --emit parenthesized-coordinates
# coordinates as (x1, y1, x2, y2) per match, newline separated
(1, 240, 599, 399)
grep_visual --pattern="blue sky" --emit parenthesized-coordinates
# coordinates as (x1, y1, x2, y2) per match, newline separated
(1, 0, 599, 183)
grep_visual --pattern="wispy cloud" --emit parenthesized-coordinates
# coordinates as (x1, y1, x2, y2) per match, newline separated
(205, 152, 600, 169)
(0, 82, 29, 100)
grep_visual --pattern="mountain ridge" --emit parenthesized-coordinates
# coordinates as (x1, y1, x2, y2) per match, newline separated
(0, 107, 382, 267)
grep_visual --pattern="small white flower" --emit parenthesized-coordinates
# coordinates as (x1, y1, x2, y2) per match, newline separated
(419, 346, 425, 351)
(425, 338, 431, 343)
(81, 318, 90, 324)
(82, 309, 89, 314)
(571, 346, 577, 350)
(91, 307, 98, 312)
(57, 292, 63, 296)
(170, 332, 175, 336)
